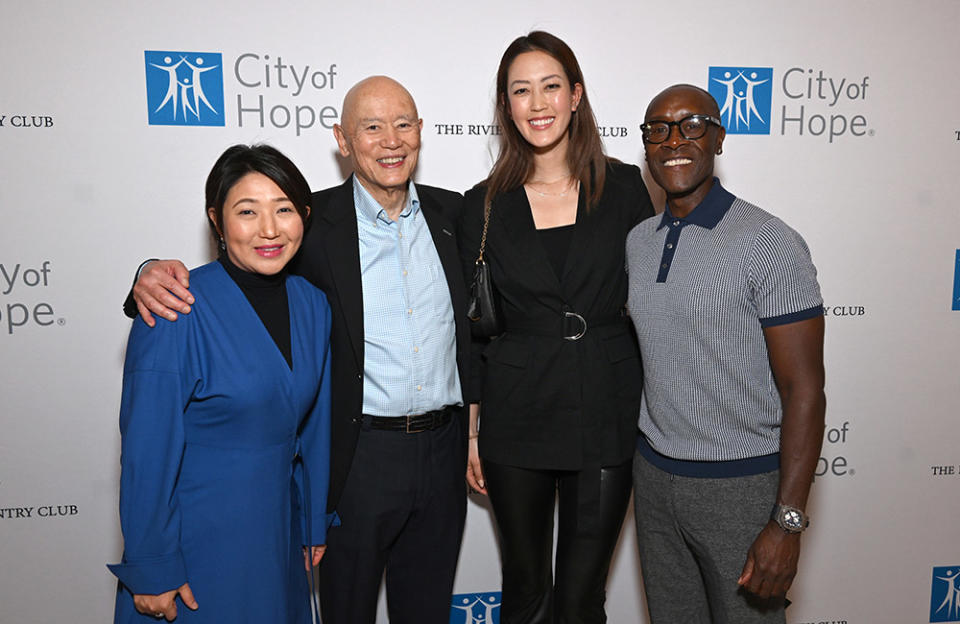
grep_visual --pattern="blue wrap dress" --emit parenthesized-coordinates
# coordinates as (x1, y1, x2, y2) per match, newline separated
(108, 261, 335, 623)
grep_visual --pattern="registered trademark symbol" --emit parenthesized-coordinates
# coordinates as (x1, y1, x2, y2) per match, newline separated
(57, 317, 66, 326)
(868, 129, 875, 137)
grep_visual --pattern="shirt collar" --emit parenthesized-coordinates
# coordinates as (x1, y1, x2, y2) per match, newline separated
(657, 178, 735, 230)
(352, 175, 420, 225)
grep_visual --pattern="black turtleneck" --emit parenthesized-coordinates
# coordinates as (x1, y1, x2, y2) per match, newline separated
(218, 255, 292, 369)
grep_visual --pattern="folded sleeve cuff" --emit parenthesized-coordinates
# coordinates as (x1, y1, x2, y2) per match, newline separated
(303, 511, 340, 547)
(107, 552, 187, 595)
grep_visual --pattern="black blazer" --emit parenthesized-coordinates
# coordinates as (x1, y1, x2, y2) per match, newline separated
(292, 176, 470, 513)
(458, 162, 654, 470)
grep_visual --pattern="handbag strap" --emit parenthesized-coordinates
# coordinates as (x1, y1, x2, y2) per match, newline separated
(476, 203, 491, 262)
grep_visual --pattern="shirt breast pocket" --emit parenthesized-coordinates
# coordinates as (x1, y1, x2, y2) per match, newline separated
(425, 264, 454, 321)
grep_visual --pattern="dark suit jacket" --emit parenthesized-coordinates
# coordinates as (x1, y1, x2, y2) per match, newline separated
(291, 176, 469, 513)
(457, 162, 654, 470)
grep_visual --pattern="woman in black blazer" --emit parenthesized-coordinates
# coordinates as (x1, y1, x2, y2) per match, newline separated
(458, 32, 654, 624)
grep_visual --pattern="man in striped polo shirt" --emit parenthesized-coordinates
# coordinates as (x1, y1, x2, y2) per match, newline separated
(626, 84, 826, 623)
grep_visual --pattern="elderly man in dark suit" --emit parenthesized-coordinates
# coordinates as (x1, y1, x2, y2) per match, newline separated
(127, 76, 469, 624)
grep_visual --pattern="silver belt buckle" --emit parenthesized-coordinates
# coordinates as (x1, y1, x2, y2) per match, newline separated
(563, 312, 587, 341)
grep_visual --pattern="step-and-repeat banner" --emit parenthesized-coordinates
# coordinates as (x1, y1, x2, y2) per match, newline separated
(2, 2, 959, 623)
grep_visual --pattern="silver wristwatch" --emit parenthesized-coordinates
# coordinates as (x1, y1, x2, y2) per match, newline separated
(771, 503, 809, 534)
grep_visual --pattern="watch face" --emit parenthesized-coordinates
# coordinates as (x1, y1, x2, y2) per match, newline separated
(783, 509, 803, 529)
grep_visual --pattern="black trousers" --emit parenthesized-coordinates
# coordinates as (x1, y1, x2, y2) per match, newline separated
(483, 459, 633, 624)
(318, 417, 466, 624)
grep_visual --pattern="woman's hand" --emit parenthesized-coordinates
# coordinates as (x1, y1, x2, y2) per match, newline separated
(466, 436, 487, 495)
(304, 545, 327, 571)
(466, 403, 487, 495)
(133, 583, 198, 620)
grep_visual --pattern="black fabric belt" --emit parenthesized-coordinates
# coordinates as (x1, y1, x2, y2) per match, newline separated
(363, 406, 454, 433)
(506, 311, 628, 341)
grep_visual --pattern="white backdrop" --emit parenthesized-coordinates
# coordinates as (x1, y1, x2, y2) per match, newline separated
(2, 2, 959, 623)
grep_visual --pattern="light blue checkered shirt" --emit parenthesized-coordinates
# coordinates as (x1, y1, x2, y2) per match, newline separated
(353, 177, 462, 416)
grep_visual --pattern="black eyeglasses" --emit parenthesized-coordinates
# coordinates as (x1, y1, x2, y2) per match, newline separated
(640, 115, 722, 144)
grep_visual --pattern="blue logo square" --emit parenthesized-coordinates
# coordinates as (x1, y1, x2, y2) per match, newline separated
(708, 66, 773, 135)
(144, 51, 225, 126)
(952, 251, 960, 311)
(450, 591, 500, 624)
(931, 566, 960, 621)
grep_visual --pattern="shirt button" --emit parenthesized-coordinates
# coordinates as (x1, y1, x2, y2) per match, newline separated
(403, 270, 408, 276)
(662, 263, 669, 269)
(666, 243, 673, 249)
(398, 232, 403, 238)
(416, 385, 422, 391)
(407, 308, 413, 315)
(673, 220, 680, 226)
(413, 346, 419, 353)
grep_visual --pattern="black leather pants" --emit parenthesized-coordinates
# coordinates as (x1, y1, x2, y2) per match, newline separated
(483, 459, 633, 624)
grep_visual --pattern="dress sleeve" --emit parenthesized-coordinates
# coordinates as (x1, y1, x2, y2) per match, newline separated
(107, 318, 190, 595)
(619, 162, 655, 226)
(457, 186, 489, 403)
(295, 294, 338, 545)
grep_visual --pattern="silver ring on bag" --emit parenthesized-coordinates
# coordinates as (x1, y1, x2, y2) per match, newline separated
(563, 312, 587, 341)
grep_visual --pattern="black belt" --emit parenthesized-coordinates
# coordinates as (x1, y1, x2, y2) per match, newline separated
(507, 310, 628, 341)
(363, 406, 453, 433)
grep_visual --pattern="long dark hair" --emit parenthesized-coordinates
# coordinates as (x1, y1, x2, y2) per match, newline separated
(205, 144, 311, 242)
(484, 31, 608, 209)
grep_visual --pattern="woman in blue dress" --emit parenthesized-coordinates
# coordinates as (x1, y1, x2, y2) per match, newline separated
(108, 144, 335, 622)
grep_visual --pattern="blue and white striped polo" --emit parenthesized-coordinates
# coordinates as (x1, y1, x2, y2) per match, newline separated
(625, 180, 822, 476)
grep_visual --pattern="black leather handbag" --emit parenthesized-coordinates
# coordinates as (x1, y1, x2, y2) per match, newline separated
(467, 204, 503, 337)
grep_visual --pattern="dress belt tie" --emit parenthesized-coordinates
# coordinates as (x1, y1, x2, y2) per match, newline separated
(294, 439, 322, 622)
(506, 312, 628, 341)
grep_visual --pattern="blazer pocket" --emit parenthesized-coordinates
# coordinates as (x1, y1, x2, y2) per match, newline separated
(482, 336, 531, 410)
(601, 332, 643, 404)
(488, 336, 530, 369)
(601, 332, 639, 363)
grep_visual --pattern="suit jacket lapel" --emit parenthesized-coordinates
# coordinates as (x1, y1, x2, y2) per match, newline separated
(417, 185, 471, 393)
(495, 186, 562, 292)
(559, 184, 593, 288)
(319, 177, 365, 372)
(418, 193, 457, 279)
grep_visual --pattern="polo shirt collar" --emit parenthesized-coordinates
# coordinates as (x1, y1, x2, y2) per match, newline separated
(353, 175, 420, 225)
(657, 178, 735, 230)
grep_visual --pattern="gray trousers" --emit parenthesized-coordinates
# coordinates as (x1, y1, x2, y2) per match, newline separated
(632, 450, 786, 624)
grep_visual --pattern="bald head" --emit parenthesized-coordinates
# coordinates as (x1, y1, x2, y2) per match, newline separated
(333, 75, 423, 211)
(642, 83, 725, 216)
(340, 75, 419, 132)
(645, 84, 720, 122)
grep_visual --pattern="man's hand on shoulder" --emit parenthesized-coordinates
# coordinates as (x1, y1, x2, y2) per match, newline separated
(134, 260, 193, 327)
(738, 520, 801, 599)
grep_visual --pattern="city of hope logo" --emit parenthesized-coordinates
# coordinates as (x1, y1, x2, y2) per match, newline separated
(450, 592, 501, 624)
(144, 51, 225, 126)
(931, 567, 960, 622)
(952, 250, 960, 311)
(708, 66, 773, 135)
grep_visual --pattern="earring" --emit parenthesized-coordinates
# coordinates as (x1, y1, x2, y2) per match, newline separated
(218, 237, 226, 252)
(716, 147, 723, 155)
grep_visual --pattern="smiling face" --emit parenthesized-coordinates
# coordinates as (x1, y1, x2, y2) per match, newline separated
(334, 76, 422, 204)
(644, 85, 725, 216)
(505, 50, 582, 155)
(208, 172, 306, 275)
